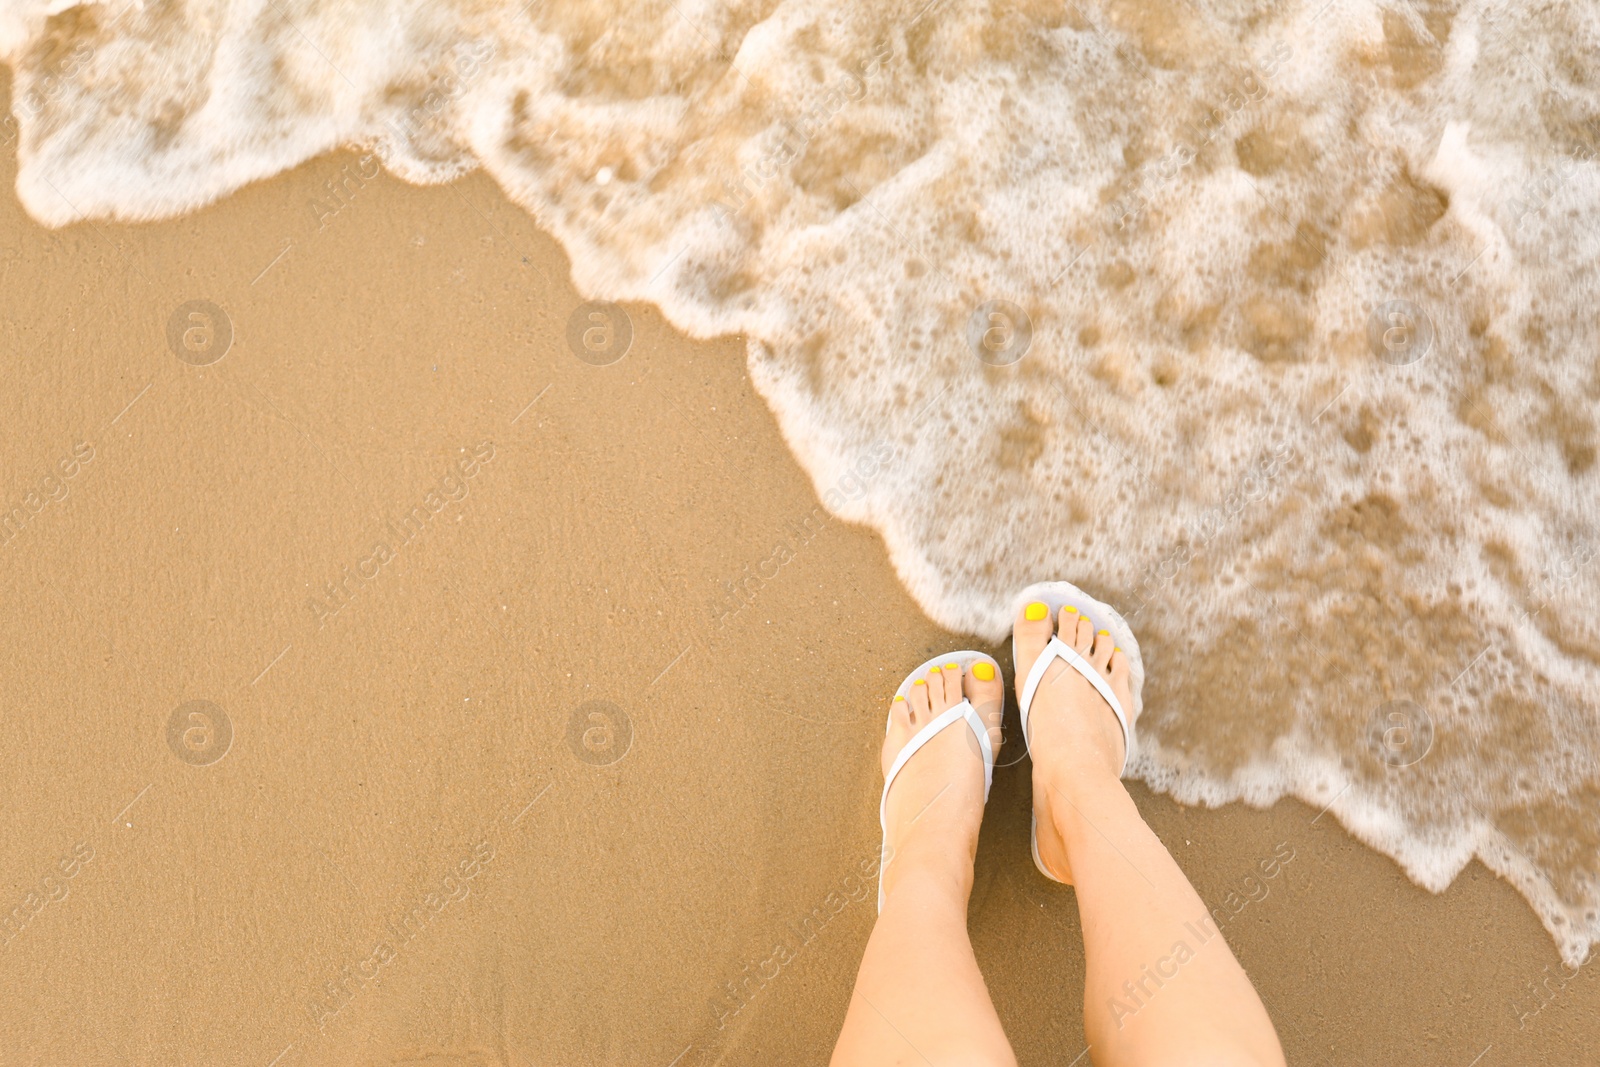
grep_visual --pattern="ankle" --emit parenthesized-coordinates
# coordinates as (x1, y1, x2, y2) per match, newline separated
(881, 836, 976, 909)
(1034, 745, 1123, 794)
(1037, 765, 1132, 831)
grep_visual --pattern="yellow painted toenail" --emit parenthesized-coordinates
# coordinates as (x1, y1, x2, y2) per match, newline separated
(972, 661, 995, 681)
(894, 695, 906, 701)
(1025, 602, 1049, 621)
(1064, 605, 1078, 614)
(913, 679, 926, 686)
(1098, 629, 1110, 636)
(943, 662, 959, 671)
(1114, 647, 1122, 653)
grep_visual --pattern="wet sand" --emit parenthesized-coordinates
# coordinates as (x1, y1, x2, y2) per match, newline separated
(1, 94, 1596, 1063)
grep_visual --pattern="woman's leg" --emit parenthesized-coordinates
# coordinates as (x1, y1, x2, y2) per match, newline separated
(1016, 602, 1286, 1067)
(831, 661, 1016, 1067)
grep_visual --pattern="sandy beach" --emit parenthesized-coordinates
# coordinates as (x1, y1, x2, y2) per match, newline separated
(2, 92, 1598, 1065)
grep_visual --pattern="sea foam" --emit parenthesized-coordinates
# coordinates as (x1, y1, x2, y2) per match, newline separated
(5, 0, 1600, 962)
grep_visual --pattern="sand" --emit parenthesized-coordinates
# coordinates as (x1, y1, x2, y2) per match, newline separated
(1, 93, 1596, 1063)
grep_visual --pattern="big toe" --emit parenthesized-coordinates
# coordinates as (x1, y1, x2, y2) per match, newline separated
(963, 658, 1006, 754)
(1013, 599, 1055, 685)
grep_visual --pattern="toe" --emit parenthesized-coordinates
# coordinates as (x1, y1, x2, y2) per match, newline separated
(1091, 628, 1114, 671)
(881, 695, 913, 775)
(964, 658, 1005, 750)
(908, 677, 931, 724)
(1014, 599, 1055, 688)
(889, 693, 912, 731)
(922, 665, 944, 710)
(933, 663, 961, 712)
(1065, 607, 1093, 653)
(1108, 649, 1137, 722)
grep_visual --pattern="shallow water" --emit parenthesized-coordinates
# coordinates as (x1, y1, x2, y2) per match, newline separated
(5, 0, 1599, 962)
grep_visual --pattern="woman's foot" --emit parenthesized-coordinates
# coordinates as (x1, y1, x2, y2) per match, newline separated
(1013, 602, 1137, 884)
(879, 661, 1006, 908)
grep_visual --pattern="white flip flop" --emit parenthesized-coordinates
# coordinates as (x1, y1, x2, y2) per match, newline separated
(877, 650, 1000, 913)
(1010, 580, 1145, 883)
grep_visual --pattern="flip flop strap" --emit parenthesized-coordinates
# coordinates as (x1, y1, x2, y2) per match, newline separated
(1018, 634, 1131, 776)
(878, 700, 994, 839)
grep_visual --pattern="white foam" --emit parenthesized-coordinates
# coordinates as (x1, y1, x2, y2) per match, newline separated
(7, 0, 1600, 964)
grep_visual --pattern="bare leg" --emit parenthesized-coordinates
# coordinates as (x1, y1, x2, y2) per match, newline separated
(832, 660, 1016, 1067)
(1016, 602, 1286, 1067)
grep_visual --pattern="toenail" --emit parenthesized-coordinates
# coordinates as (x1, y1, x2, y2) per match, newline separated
(913, 679, 926, 686)
(1064, 605, 1078, 614)
(972, 661, 995, 681)
(1098, 629, 1110, 636)
(894, 695, 906, 702)
(1025, 602, 1049, 621)
(943, 662, 959, 671)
